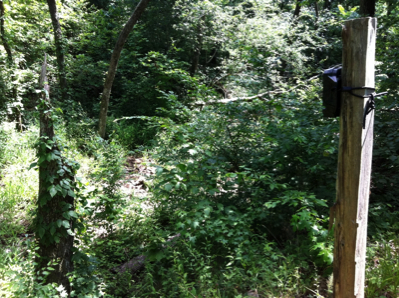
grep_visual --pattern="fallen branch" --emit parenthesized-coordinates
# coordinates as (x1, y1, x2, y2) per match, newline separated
(192, 83, 308, 106)
(192, 92, 270, 106)
(111, 234, 180, 275)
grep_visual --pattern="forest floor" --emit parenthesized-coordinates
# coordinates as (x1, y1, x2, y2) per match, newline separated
(121, 155, 154, 199)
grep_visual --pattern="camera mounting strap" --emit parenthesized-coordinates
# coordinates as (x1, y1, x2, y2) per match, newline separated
(341, 86, 388, 129)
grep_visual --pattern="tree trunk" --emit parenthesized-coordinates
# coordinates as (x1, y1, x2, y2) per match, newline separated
(324, 0, 331, 10)
(293, 0, 302, 17)
(190, 16, 204, 76)
(0, 0, 12, 65)
(360, 0, 375, 17)
(1, 1, 22, 131)
(190, 46, 200, 76)
(36, 54, 75, 295)
(98, 0, 151, 138)
(47, 0, 67, 101)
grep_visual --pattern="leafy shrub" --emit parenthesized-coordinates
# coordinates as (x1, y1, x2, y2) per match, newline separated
(138, 80, 338, 295)
(366, 238, 399, 298)
(0, 238, 69, 297)
(109, 118, 158, 150)
(0, 123, 38, 240)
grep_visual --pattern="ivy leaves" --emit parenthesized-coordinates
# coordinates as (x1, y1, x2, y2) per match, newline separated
(28, 131, 82, 246)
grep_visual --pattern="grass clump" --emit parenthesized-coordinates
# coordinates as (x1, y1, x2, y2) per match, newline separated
(0, 123, 38, 242)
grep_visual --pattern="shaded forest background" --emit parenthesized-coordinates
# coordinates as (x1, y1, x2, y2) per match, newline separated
(1, 0, 399, 297)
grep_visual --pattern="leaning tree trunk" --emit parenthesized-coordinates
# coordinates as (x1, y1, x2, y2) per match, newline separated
(98, 0, 151, 138)
(0, 0, 12, 65)
(1, 0, 23, 131)
(35, 54, 76, 294)
(47, 0, 67, 101)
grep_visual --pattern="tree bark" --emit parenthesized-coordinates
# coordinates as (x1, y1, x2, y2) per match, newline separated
(1, 1, 23, 131)
(36, 54, 75, 295)
(98, 0, 151, 138)
(190, 16, 204, 76)
(0, 0, 12, 65)
(46, 0, 67, 101)
(323, 0, 331, 10)
(360, 0, 375, 17)
(293, 0, 302, 17)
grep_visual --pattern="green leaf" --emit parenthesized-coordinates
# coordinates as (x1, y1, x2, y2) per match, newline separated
(38, 227, 45, 238)
(38, 155, 46, 165)
(188, 149, 197, 155)
(204, 207, 211, 216)
(28, 162, 38, 170)
(68, 211, 78, 218)
(46, 153, 52, 161)
(50, 226, 56, 235)
(176, 164, 187, 171)
(62, 220, 70, 228)
(49, 186, 57, 198)
(338, 4, 345, 15)
(164, 183, 173, 191)
(56, 219, 62, 228)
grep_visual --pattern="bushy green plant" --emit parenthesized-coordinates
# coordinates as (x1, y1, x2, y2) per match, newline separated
(366, 238, 399, 298)
(138, 78, 337, 295)
(108, 118, 158, 150)
(0, 123, 38, 241)
(0, 125, 9, 168)
(0, 238, 68, 297)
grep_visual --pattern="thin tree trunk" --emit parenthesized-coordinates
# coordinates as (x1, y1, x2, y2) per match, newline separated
(0, 0, 12, 65)
(360, 0, 375, 17)
(387, 0, 392, 17)
(190, 46, 200, 76)
(98, 0, 151, 138)
(190, 16, 204, 76)
(293, 0, 302, 17)
(324, 0, 331, 10)
(36, 54, 75, 295)
(47, 0, 67, 100)
(1, 1, 22, 131)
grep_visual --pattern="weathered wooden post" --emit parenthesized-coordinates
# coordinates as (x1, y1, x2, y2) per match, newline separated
(332, 17, 376, 298)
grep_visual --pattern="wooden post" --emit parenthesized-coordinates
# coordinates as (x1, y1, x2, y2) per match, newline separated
(333, 17, 376, 298)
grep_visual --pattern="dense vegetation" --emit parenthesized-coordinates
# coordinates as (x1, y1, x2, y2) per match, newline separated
(1, 0, 399, 297)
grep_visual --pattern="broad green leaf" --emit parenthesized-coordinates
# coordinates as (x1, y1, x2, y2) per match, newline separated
(49, 186, 57, 197)
(62, 220, 70, 228)
(164, 183, 173, 191)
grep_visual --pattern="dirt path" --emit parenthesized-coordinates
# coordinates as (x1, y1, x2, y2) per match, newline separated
(121, 155, 155, 199)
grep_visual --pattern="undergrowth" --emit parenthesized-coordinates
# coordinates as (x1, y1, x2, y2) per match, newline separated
(1, 114, 399, 298)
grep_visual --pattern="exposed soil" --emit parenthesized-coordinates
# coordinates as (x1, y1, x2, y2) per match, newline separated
(121, 155, 155, 199)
